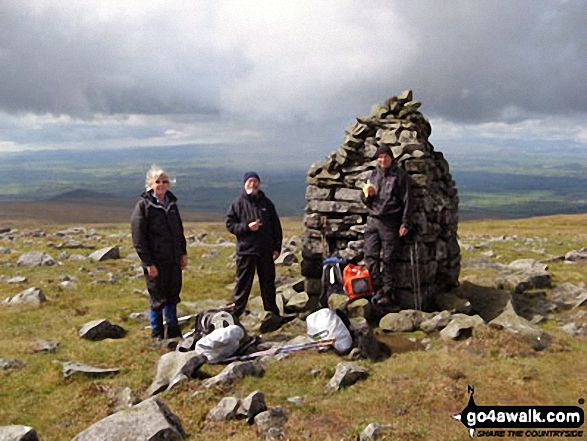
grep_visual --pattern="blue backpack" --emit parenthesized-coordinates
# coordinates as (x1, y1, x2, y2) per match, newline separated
(319, 256, 346, 308)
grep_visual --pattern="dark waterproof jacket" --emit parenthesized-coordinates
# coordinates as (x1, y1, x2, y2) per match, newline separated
(362, 162, 413, 227)
(226, 189, 282, 256)
(131, 191, 187, 267)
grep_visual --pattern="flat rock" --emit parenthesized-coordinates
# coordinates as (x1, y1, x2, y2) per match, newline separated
(71, 397, 185, 441)
(31, 340, 59, 353)
(420, 310, 452, 333)
(0, 425, 39, 441)
(88, 246, 120, 262)
(62, 361, 120, 379)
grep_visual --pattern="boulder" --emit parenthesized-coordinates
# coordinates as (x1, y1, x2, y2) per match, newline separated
(71, 397, 185, 441)
(379, 313, 415, 332)
(254, 407, 288, 440)
(17, 252, 55, 267)
(79, 319, 126, 340)
(206, 396, 241, 421)
(4, 287, 46, 305)
(360, 423, 391, 441)
(1, 359, 25, 370)
(326, 362, 369, 390)
(347, 298, 371, 319)
(489, 302, 550, 350)
(88, 246, 120, 262)
(146, 352, 207, 397)
(236, 390, 267, 423)
(439, 314, 484, 340)
(201, 361, 265, 389)
(420, 310, 452, 333)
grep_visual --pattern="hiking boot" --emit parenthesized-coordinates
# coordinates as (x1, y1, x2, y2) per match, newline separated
(259, 312, 283, 333)
(166, 325, 183, 339)
(151, 329, 164, 341)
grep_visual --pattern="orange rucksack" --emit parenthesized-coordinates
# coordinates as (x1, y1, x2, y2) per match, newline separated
(342, 264, 374, 301)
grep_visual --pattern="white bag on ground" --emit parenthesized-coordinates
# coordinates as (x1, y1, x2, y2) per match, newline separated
(194, 324, 245, 363)
(306, 308, 352, 353)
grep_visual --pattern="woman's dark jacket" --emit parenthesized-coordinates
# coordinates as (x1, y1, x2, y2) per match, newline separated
(131, 190, 187, 267)
(361, 162, 413, 228)
(226, 189, 282, 256)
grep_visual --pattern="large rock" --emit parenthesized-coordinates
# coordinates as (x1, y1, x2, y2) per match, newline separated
(439, 314, 484, 340)
(496, 269, 551, 294)
(236, 390, 267, 423)
(326, 362, 369, 390)
(4, 287, 46, 305)
(201, 361, 265, 389)
(146, 352, 207, 397)
(79, 319, 126, 340)
(88, 246, 120, 262)
(0, 425, 39, 441)
(420, 310, 452, 333)
(206, 397, 241, 421)
(379, 313, 415, 332)
(254, 407, 288, 440)
(72, 397, 185, 440)
(17, 252, 55, 267)
(489, 302, 550, 350)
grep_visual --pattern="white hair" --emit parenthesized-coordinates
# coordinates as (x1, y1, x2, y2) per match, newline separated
(145, 165, 175, 190)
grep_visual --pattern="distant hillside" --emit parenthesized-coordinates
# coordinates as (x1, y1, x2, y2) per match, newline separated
(49, 189, 118, 202)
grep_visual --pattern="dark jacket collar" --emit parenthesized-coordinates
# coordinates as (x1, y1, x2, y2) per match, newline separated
(141, 190, 178, 204)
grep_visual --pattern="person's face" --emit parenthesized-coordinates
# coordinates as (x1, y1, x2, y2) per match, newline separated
(244, 177, 260, 194)
(150, 176, 170, 197)
(377, 153, 393, 170)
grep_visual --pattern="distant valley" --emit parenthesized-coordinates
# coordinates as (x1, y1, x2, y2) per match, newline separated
(2, 143, 587, 222)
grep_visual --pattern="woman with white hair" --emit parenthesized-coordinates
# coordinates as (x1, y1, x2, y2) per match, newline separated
(131, 165, 188, 339)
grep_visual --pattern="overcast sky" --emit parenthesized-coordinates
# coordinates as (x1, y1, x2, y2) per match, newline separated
(0, 0, 586, 168)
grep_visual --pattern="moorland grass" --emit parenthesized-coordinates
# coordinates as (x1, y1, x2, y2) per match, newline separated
(0, 216, 586, 440)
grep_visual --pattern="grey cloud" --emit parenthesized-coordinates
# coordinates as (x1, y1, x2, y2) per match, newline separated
(0, 0, 586, 130)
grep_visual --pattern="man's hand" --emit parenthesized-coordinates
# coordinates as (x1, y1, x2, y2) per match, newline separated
(399, 225, 409, 237)
(248, 219, 262, 231)
(273, 250, 280, 261)
(180, 254, 188, 270)
(147, 265, 158, 278)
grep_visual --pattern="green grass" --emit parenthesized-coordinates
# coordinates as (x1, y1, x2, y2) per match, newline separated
(0, 216, 586, 440)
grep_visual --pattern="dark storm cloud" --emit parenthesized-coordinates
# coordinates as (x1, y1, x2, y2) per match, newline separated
(0, 0, 585, 133)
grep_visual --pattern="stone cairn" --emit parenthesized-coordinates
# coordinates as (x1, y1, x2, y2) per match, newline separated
(301, 90, 460, 310)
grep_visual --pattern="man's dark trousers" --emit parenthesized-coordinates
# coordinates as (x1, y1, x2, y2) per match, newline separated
(364, 216, 401, 295)
(233, 253, 279, 317)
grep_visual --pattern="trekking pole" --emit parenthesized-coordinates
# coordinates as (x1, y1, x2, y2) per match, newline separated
(410, 240, 422, 311)
(414, 240, 422, 311)
(320, 215, 328, 259)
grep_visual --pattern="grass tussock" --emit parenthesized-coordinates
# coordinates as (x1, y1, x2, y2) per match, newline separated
(0, 215, 586, 440)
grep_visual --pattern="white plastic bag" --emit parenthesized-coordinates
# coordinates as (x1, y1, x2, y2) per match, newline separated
(194, 324, 245, 363)
(306, 308, 352, 353)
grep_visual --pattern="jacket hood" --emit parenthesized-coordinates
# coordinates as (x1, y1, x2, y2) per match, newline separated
(141, 190, 178, 202)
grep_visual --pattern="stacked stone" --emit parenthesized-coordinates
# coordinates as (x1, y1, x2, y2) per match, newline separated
(301, 90, 460, 310)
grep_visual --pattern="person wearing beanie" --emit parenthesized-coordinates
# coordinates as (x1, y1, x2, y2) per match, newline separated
(226, 172, 283, 318)
(361, 145, 413, 306)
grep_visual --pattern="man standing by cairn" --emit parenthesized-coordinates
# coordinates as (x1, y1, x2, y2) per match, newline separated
(226, 172, 283, 319)
(362, 146, 413, 306)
